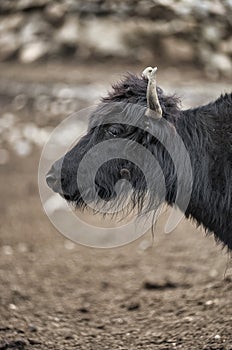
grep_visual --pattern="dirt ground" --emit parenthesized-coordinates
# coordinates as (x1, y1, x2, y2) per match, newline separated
(0, 63, 231, 350)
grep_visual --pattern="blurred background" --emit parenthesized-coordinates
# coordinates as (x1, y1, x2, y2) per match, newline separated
(0, 1, 232, 349)
(0, 0, 232, 75)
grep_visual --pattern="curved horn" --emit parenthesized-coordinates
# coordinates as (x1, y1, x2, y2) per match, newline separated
(142, 66, 162, 120)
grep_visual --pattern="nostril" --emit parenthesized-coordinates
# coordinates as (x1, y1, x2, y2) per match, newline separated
(46, 174, 62, 194)
(46, 165, 61, 192)
(46, 158, 65, 193)
(46, 173, 57, 188)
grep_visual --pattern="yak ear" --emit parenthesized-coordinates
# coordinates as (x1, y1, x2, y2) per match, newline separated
(142, 67, 162, 120)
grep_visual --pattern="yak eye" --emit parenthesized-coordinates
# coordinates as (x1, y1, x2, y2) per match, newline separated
(107, 125, 121, 137)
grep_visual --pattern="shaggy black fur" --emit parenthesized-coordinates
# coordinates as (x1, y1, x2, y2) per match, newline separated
(47, 73, 232, 250)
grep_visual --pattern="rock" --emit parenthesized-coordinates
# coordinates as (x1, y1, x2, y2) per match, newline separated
(126, 301, 140, 311)
(16, 0, 49, 11)
(199, 45, 212, 63)
(81, 19, 128, 56)
(3, 339, 27, 350)
(28, 324, 38, 333)
(172, 1, 192, 16)
(208, 1, 226, 16)
(0, 33, 19, 61)
(56, 16, 79, 46)
(2, 245, 13, 255)
(64, 240, 75, 250)
(28, 338, 42, 345)
(143, 280, 177, 290)
(205, 299, 219, 306)
(0, 14, 24, 33)
(202, 24, 224, 44)
(20, 14, 51, 45)
(45, 3, 67, 25)
(209, 53, 232, 77)
(162, 37, 194, 62)
(0, 0, 14, 12)
(135, 2, 176, 21)
(78, 306, 89, 313)
(214, 334, 221, 340)
(198, 46, 232, 77)
(220, 38, 232, 55)
(19, 41, 49, 63)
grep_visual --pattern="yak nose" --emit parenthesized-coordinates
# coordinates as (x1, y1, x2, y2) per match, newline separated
(46, 158, 63, 193)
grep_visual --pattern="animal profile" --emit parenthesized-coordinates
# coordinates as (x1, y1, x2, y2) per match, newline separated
(46, 67, 232, 250)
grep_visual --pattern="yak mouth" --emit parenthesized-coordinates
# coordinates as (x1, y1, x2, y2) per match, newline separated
(47, 181, 72, 202)
(46, 169, 117, 207)
(46, 169, 74, 202)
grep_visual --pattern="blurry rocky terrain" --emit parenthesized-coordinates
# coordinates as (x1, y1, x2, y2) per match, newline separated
(0, 0, 232, 78)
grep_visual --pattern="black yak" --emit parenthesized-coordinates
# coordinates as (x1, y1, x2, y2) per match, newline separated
(46, 67, 232, 250)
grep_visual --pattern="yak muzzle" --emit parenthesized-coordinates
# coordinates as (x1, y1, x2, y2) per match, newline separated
(46, 158, 64, 194)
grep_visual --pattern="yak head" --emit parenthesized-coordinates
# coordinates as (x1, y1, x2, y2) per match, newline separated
(46, 67, 180, 216)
